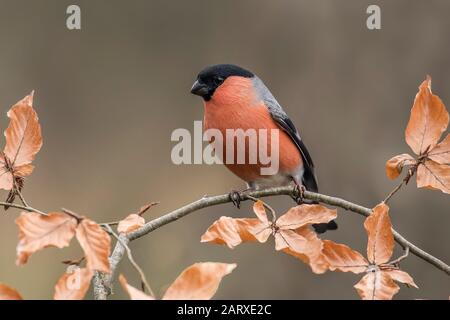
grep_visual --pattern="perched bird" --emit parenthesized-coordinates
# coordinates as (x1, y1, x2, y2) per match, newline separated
(191, 64, 337, 233)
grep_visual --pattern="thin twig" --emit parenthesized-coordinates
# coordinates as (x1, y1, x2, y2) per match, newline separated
(14, 184, 29, 208)
(383, 166, 417, 204)
(383, 180, 406, 204)
(245, 194, 277, 222)
(136, 202, 159, 216)
(93, 186, 450, 300)
(100, 221, 120, 227)
(105, 225, 154, 297)
(62, 256, 85, 266)
(389, 247, 410, 266)
(61, 208, 83, 222)
(99, 202, 160, 227)
(0, 201, 47, 216)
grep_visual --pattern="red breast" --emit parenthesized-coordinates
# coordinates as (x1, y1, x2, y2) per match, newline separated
(203, 76, 302, 182)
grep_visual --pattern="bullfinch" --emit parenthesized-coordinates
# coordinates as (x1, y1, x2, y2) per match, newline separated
(191, 64, 337, 233)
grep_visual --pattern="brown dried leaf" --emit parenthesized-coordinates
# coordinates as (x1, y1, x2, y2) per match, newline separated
(162, 262, 236, 300)
(0, 93, 42, 191)
(385, 154, 416, 179)
(117, 214, 145, 234)
(236, 218, 270, 243)
(365, 203, 394, 265)
(253, 200, 268, 222)
(54, 267, 93, 300)
(385, 269, 418, 288)
(0, 162, 14, 190)
(276, 204, 337, 230)
(428, 134, 450, 164)
(246, 201, 272, 242)
(61, 256, 85, 266)
(4, 92, 43, 167)
(15, 212, 77, 266)
(354, 271, 399, 300)
(14, 164, 34, 176)
(0, 283, 23, 300)
(322, 240, 368, 274)
(405, 77, 449, 155)
(201, 217, 241, 248)
(119, 274, 154, 300)
(200, 216, 264, 248)
(417, 160, 450, 194)
(136, 202, 158, 215)
(76, 218, 111, 273)
(246, 221, 272, 243)
(282, 227, 330, 274)
(274, 229, 307, 251)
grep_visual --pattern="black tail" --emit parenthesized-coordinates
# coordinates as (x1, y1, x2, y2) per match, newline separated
(312, 220, 338, 234)
(295, 168, 338, 234)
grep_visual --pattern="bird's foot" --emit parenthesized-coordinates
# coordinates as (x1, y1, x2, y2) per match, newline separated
(293, 183, 306, 205)
(229, 190, 243, 209)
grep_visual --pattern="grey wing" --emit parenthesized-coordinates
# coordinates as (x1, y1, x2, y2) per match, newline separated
(253, 77, 318, 192)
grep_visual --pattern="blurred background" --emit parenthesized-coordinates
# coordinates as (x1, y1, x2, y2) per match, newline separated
(0, 0, 449, 299)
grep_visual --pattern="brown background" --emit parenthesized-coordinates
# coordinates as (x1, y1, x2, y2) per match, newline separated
(0, 0, 449, 299)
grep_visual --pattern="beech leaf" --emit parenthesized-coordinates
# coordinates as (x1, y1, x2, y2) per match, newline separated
(0, 283, 23, 300)
(321, 204, 417, 299)
(15, 212, 77, 266)
(200, 217, 262, 248)
(274, 229, 307, 252)
(162, 262, 236, 300)
(428, 134, 450, 165)
(117, 214, 145, 234)
(54, 267, 93, 300)
(416, 159, 450, 194)
(75, 219, 111, 273)
(365, 203, 394, 265)
(322, 240, 368, 274)
(385, 269, 418, 288)
(0, 92, 42, 190)
(282, 227, 330, 274)
(354, 271, 400, 300)
(202, 203, 338, 273)
(252, 200, 268, 222)
(385, 154, 415, 180)
(119, 274, 154, 300)
(276, 204, 337, 230)
(405, 77, 449, 155)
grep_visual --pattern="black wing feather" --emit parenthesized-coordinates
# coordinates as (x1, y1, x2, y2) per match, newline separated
(259, 81, 337, 232)
(271, 113, 336, 232)
(253, 76, 318, 192)
(270, 114, 319, 193)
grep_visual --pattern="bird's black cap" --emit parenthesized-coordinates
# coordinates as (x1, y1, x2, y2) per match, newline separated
(191, 64, 254, 100)
(197, 64, 254, 81)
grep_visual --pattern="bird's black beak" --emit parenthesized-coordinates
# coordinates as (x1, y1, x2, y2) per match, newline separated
(190, 80, 209, 97)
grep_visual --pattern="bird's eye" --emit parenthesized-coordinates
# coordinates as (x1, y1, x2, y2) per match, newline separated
(214, 76, 224, 85)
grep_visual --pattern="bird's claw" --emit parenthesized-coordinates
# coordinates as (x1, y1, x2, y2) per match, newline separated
(229, 190, 242, 209)
(293, 184, 306, 204)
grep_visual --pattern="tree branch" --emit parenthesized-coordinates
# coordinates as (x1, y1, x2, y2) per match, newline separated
(0, 201, 47, 216)
(383, 165, 417, 204)
(389, 247, 410, 266)
(14, 182, 29, 208)
(105, 225, 154, 296)
(93, 186, 450, 299)
(93, 234, 129, 300)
